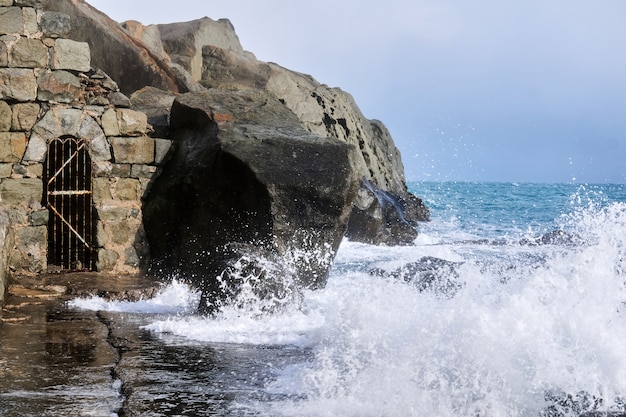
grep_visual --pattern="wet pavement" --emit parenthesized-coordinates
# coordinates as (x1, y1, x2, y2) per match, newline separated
(0, 273, 164, 416)
(0, 273, 309, 416)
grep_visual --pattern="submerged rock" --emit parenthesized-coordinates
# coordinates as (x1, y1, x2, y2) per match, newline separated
(142, 86, 357, 311)
(369, 256, 464, 298)
(519, 230, 583, 246)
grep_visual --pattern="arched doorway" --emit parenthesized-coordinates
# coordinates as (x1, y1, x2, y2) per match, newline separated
(44, 136, 96, 271)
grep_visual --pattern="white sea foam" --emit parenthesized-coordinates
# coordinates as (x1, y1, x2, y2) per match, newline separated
(260, 202, 626, 417)
(67, 279, 200, 314)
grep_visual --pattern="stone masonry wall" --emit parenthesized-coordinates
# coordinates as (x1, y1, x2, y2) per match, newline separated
(0, 0, 170, 279)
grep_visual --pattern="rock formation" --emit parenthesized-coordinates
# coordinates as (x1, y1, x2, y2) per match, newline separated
(0, 0, 429, 309)
(143, 87, 357, 312)
(157, 18, 430, 244)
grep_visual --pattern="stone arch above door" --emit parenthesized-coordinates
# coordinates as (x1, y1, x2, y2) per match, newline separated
(23, 108, 112, 164)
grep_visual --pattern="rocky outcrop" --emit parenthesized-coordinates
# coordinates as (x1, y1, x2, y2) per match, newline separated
(38, 1, 428, 247)
(157, 17, 251, 82)
(142, 86, 357, 312)
(0, 0, 429, 308)
(157, 22, 429, 244)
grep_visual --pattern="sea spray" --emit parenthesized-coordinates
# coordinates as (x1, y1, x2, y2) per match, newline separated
(67, 278, 200, 314)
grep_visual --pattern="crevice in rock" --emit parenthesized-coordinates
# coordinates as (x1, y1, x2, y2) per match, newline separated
(96, 311, 129, 417)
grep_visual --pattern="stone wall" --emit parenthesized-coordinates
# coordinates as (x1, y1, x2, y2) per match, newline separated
(0, 0, 169, 276)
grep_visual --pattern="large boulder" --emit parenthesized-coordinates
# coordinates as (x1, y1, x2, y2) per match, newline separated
(142, 86, 358, 312)
(172, 39, 429, 244)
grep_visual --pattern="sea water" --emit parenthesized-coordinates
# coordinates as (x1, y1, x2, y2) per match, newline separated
(70, 182, 626, 416)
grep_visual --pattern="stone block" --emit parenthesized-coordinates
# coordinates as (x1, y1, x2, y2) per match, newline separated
(97, 249, 118, 272)
(131, 164, 157, 179)
(0, 131, 26, 162)
(22, 7, 36, 35)
(0, 177, 42, 205)
(10, 37, 47, 68)
(13, 162, 41, 178)
(14, 224, 47, 273)
(95, 205, 138, 221)
(14, 0, 38, 6)
(37, 70, 82, 103)
(0, 7, 23, 35)
(28, 208, 48, 226)
(113, 178, 139, 201)
(0, 68, 37, 101)
(0, 1, 13, 7)
(22, 132, 46, 162)
(101, 108, 120, 136)
(10, 102, 39, 131)
(110, 136, 154, 164)
(0, 40, 7, 67)
(154, 138, 173, 164)
(117, 109, 148, 136)
(41, 11, 71, 38)
(84, 105, 105, 118)
(92, 177, 112, 203)
(111, 163, 131, 177)
(0, 100, 10, 131)
(0, 163, 11, 177)
(106, 221, 132, 245)
(53, 39, 90, 72)
(0, 210, 10, 303)
(109, 92, 131, 108)
(95, 221, 108, 246)
(75, 115, 110, 163)
(92, 160, 112, 177)
(124, 246, 140, 267)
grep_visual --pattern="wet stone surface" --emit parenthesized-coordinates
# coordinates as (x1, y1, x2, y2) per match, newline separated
(0, 273, 163, 416)
(102, 311, 310, 416)
(0, 273, 310, 416)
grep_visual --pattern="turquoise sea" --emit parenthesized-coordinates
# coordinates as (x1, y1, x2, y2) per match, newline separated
(71, 182, 626, 416)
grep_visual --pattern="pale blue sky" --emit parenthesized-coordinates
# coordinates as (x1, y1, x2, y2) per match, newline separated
(89, 0, 626, 183)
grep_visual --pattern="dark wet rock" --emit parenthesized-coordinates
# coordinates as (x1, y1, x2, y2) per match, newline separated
(369, 256, 463, 297)
(543, 390, 626, 417)
(192, 243, 302, 315)
(346, 178, 430, 245)
(142, 86, 358, 311)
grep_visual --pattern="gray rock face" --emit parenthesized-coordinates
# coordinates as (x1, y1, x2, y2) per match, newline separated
(142, 87, 358, 312)
(169, 32, 428, 245)
(157, 17, 249, 82)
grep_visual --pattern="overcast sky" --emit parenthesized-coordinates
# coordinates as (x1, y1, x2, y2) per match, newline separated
(88, 0, 626, 183)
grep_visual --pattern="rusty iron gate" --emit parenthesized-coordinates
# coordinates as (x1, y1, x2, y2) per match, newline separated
(45, 136, 95, 271)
